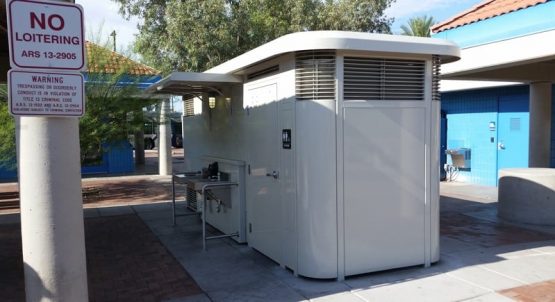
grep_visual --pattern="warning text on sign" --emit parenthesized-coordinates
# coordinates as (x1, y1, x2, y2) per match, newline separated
(8, 70, 85, 117)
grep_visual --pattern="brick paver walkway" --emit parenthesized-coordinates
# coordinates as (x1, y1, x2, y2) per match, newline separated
(500, 280, 555, 301)
(0, 214, 202, 302)
(0, 176, 174, 214)
(82, 177, 173, 207)
(0, 148, 186, 213)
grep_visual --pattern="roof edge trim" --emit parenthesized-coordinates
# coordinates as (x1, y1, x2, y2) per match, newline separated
(207, 31, 460, 74)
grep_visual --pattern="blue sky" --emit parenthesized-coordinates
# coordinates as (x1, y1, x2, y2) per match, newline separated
(388, 0, 484, 33)
(76, 0, 485, 52)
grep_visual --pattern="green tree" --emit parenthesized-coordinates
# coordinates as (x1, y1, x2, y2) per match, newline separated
(0, 84, 16, 170)
(0, 42, 160, 170)
(113, 0, 394, 73)
(400, 15, 435, 37)
(81, 41, 159, 164)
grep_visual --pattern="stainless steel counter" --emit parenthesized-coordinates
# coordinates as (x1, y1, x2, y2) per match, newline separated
(172, 173, 239, 250)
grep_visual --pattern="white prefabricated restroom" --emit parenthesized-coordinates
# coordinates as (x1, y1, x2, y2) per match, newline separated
(148, 31, 460, 279)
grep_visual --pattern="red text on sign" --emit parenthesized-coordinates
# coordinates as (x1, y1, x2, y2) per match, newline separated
(30, 13, 65, 31)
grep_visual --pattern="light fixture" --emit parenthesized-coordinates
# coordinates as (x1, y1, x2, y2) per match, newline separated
(208, 96, 216, 109)
(225, 97, 232, 115)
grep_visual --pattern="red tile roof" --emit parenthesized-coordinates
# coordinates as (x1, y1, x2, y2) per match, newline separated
(431, 0, 549, 33)
(85, 41, 160, 76)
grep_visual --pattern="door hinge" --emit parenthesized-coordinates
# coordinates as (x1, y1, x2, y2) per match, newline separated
(249, 223, 252, 233)
(247, 164, 251, 175)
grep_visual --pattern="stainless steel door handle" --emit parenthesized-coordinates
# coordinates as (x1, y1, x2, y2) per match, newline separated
(265, 171, 279, 179)
(498, 142, 505, 150)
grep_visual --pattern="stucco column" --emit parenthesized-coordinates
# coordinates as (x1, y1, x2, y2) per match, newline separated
(159, 99, 173, 175)
(133, 109, 146, 165)
(529, 82, 552, 167)
(18, 117, 88, 301)
(16, 0, 89, 300)
(134, 130, 145, 165)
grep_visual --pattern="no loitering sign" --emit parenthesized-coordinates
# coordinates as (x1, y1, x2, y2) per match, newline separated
(6, 0, 87, 117)
(7, 0, 85, 70)
(8, 70, 85, 117)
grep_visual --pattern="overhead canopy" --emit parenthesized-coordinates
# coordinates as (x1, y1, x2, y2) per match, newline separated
(145, 72, 242, 98)
(432, 0, 555, 85)
(440, 29, 555, 83)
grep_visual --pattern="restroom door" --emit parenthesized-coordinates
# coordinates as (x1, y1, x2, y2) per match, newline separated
(497, 95, 529, 175)
(245, 82, 283, 264)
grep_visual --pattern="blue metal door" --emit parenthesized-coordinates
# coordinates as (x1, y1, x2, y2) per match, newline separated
(497, 95, 529, 178)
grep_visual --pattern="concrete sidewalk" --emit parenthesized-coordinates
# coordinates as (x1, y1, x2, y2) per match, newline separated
(136, 183, 555, 302)
(0, 149, 187, 214)
(440, 181, 498, 203)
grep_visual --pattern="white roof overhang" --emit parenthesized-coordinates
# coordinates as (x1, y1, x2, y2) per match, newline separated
(146, 31, 460, 96)
(440, 80, 522, 92)
(145, 72, 242, 98)
(208, 31, 460, 74)
(441, 29, 555, 83)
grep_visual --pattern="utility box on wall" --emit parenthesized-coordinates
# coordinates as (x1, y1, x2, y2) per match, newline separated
(146, 31, 460, 280)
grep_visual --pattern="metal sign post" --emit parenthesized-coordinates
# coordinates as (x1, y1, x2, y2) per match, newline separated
(5, 0, 89, 300)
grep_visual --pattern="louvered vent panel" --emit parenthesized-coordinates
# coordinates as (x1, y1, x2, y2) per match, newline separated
(344, 57, 425, 101)
(432, 55, 441, 102)
(184, 99, 195, 117)
(295, 51, 336, 100)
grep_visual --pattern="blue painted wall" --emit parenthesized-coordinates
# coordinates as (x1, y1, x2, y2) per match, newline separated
(0, 141, 134, 181)
(105, 141, 135, 174)
(442, 85, 530, 186)
(81, 141, 135, 175)
(432, 0, 555, 48)
(434, 1, 555, 185)
(0, 167, 17, 180)
(83, 74, 162, 90)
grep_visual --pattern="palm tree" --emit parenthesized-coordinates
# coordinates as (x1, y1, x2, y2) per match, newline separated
(401, 16, 435, 37)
